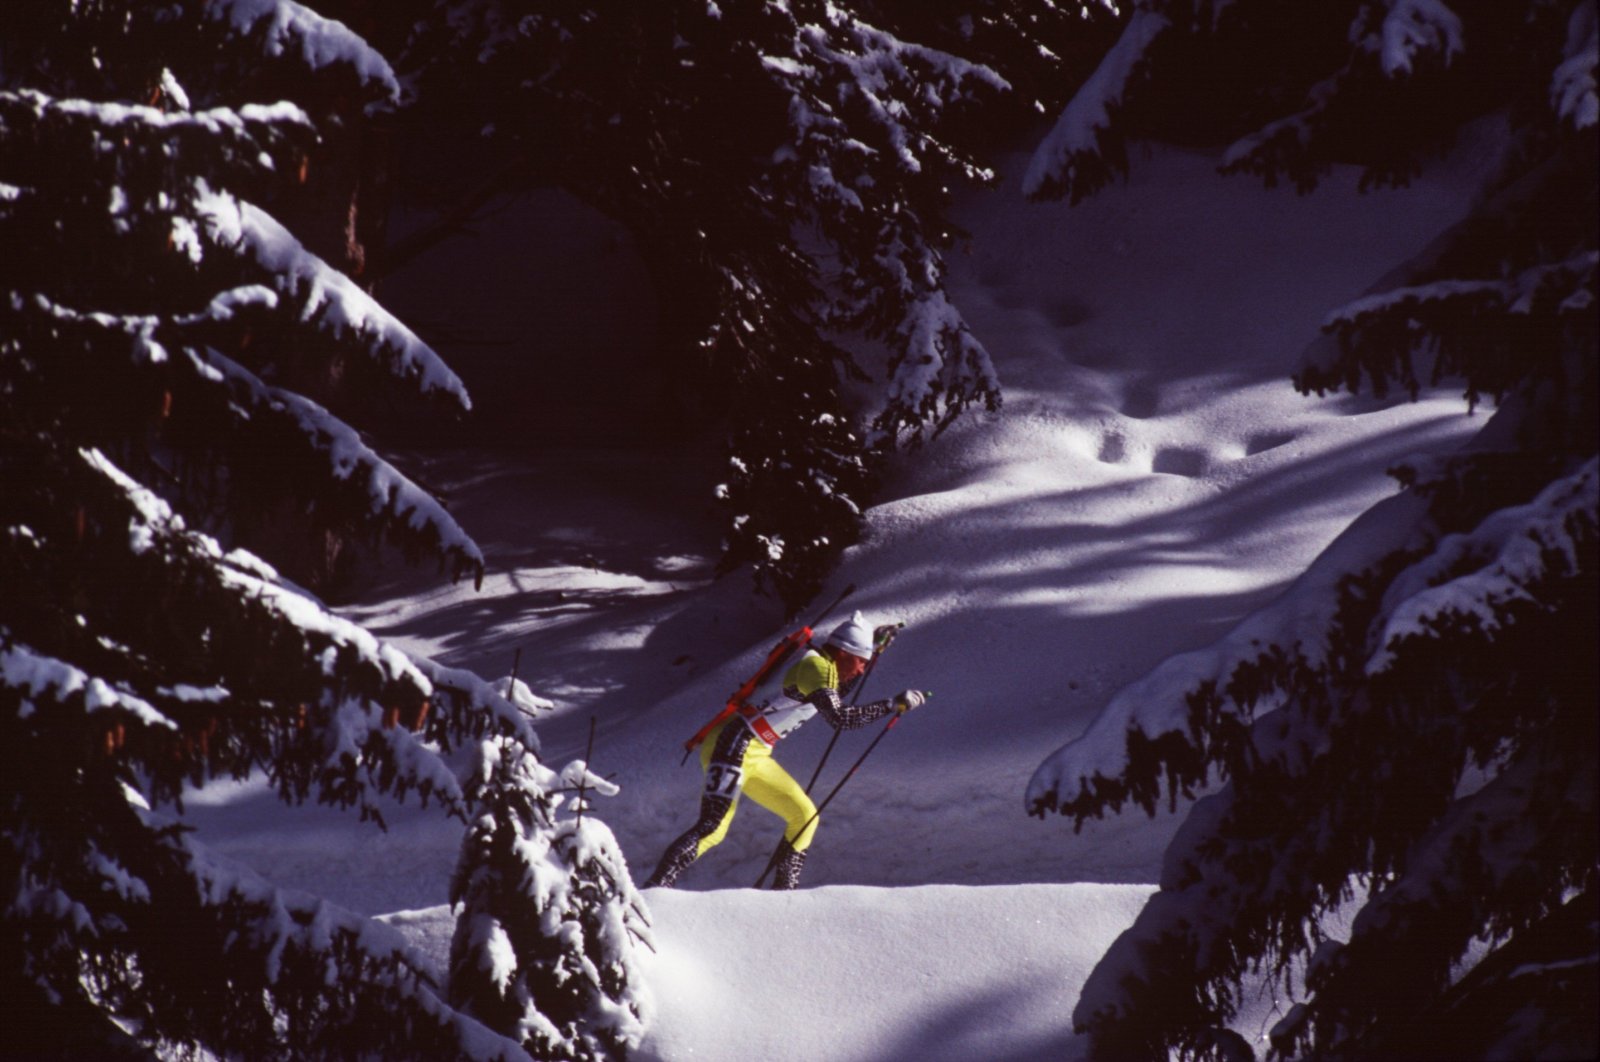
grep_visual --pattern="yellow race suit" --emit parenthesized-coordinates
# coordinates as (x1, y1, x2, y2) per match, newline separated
(645, 650, 896, 889)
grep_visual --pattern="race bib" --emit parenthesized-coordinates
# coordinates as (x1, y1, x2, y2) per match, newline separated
(704, 762, 743, 798)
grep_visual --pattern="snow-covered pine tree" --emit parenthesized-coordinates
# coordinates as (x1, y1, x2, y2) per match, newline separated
(0, 3, 571, 1057)
(449, 740, 653, 1061)
(1025, 2, 1597, 1059)
(388, 0, 1110, 609)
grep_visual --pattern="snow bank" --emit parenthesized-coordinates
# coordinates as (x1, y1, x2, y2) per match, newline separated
(383, 883, 1156, 1062)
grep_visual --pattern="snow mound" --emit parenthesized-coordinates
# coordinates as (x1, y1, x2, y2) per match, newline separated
(384, 883, 1158, 1062)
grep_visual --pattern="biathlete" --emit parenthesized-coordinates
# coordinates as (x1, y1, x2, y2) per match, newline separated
(644, 611, 926, 890)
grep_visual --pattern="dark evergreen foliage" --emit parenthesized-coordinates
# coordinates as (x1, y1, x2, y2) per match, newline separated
(0, 3, 565, 1057)
(381, 0, 1112, 609)
(1025, 2, 1598, 1058)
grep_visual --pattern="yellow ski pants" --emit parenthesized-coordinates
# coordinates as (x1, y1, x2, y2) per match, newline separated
(696, 722, 819, 855)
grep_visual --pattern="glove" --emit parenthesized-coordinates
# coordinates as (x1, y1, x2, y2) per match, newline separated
(873, 623, 904, 652)
(893, 689, 927, 714)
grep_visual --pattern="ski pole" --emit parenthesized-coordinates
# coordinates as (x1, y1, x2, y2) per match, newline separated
(774, 659, 870, 876)
(801, 622, 901, 792)
(808, 582, 857, 630)
(803, 729, 842, 796)
(769, 688, 854, 877)
(803, 652, 876, 794)
(754, 715, 898, 889)
(753, 697, 924, 889)
(780, 621, 902, 876)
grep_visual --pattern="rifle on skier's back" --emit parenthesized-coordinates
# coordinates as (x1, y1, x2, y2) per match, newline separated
(679, 583, 856, 763)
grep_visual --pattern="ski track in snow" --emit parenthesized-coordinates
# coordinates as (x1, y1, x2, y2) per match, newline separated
(183, 135, 1502, 1057)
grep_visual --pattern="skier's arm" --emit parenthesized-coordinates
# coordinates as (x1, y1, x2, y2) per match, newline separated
(802, 686, 896, 731)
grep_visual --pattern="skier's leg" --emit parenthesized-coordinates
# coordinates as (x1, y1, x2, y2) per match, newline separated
(741, 744, 819, 850)
(644, 723, 750, 888)
(644, 790, 735, 888)
(771, 839, 807, 890)
(741, 745, 818, 889)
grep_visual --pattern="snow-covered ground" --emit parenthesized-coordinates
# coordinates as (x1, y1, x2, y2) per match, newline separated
(183, 130, 1503, 1058)
(383, 884, 1158, 1062)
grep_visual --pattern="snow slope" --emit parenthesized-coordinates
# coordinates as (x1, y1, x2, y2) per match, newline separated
(184, 130, 1505, 1056)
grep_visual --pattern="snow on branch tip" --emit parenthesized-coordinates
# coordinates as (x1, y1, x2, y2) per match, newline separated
(1370, 0, 1465, 78)
(1, 639, 177, 730)
(207, 0, 402, 106)
(1367, 456, 1599, 674)
(77, 446, 437, 698)
(1023, 8, 1168, 201)
(199, 346, 484, 569)
(195, 190, 472, 410)
(1552, 0, 1599, 129)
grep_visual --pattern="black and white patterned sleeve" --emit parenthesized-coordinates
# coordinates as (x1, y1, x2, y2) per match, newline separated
(804, 687, 895, 731)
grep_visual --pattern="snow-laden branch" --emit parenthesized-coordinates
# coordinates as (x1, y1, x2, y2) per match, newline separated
(159, 799, 531, 1061)
(202, 345, 485, 569)
(1023, 8, 1168, 200)
(426, 663, 544, 753)
(206, 0, 401, 105)
(1217, 1, 1461, 191)
(1369, 457, 1598, 672)
(1313, 250, 1599, 401)
(1028, 433, 1597, 821)
(72, 447, 538, 803)
(1324, 251, 1600, 328)
(16, 284, 270, 364)
(1275, 747, 1598, 1056)
(1371, 0, 1465, 77)
(195, 189, 472, 407)
(1553, 1, 1598, 129)
(13, 288, 485, 573)
(1, 638, 176, 730)
(1335, 755, 1584, 962)
(876, 287, 1001, 438)
(319, 698, 471, 818)
(0, 87, 311, 143)
(82, 446, 430, 691)
(1219, 64, 1347, 182)
(780, 14, 1007, 177)
(0, 88, 310, 192)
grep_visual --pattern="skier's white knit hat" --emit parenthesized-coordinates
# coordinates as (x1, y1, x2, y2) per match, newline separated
(825, 611, 874, 659)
